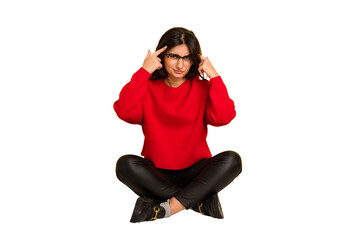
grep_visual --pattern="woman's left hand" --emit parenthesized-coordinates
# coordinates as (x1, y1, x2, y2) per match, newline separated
(198, 56, 219, 79)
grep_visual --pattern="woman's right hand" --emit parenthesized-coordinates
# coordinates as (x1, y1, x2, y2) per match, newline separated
(142, 46, 167, 74)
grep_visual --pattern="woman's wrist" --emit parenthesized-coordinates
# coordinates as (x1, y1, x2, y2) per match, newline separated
(141, 66, 152, 74)
(209, 72, 219, 79)
(207, 69, 219, 79)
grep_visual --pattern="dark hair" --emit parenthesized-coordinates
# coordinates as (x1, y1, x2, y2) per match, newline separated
(150, 27, 204, 81)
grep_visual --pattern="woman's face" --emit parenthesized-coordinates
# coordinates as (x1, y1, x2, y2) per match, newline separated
(164, 44, 193, 81)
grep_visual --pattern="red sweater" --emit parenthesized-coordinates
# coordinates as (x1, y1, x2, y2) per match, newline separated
(114, 67, 236, 169)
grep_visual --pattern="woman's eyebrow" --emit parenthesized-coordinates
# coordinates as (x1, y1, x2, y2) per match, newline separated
(168, 53, 191, 57)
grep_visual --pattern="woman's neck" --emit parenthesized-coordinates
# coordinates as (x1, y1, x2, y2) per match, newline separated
(164, 77, 186, 88)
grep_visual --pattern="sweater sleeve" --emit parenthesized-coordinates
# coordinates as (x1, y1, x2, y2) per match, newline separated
(113, 67, 151, 124)
(205, 76, 236, 126)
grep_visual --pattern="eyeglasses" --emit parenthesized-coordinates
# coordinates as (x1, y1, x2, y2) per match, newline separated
(165, 53, 192, 64)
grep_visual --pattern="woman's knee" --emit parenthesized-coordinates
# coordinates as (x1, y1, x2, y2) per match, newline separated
(218, 151, 242, 175)
(116, 155, 132, 181)
(115, 155, 151, 181)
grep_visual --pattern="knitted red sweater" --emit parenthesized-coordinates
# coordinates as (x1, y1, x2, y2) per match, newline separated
(114, 67, 236, 169)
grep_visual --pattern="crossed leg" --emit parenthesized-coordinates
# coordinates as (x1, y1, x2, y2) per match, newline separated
(115, 151, 242, 215)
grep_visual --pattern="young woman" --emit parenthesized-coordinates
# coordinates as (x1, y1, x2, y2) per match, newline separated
(114, 27, 242, 223)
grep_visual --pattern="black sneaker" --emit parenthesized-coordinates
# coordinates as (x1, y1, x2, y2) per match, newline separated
(130, 197, 166, 223)
(191, 193, 224, 219)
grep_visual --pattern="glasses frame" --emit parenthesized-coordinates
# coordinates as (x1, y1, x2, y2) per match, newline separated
(165, 53, 192, 64)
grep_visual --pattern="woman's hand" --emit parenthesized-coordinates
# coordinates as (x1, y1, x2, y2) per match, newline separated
(142, 46, 167, 74)
(198, 56, 219, 79)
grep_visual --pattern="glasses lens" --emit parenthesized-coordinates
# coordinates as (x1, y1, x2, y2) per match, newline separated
(167, 54, 192, 64)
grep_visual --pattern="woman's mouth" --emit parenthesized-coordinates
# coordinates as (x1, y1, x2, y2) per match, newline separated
(174, 70, 184, 74)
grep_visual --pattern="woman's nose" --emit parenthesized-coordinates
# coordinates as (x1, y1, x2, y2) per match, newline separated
(176, 58, 184, 68)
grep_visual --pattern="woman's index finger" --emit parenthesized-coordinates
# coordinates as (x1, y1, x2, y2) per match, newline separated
(153, 46, 167, 56)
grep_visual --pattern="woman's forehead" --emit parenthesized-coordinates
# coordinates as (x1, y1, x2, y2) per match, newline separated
(167, 44, 190, 55)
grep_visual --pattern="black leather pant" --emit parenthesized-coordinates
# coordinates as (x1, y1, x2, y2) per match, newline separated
(115, 151, 242, 209)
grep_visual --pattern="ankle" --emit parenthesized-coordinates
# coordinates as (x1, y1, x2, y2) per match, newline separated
(160, 200, 171, 218)
(169, 197, 185, 215)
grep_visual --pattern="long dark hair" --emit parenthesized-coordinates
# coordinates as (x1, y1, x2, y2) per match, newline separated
(150, 27, 204, 81)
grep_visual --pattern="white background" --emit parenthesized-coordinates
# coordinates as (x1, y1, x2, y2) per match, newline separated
(1, 0, 359, 239)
